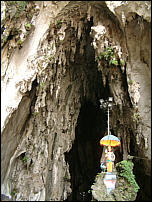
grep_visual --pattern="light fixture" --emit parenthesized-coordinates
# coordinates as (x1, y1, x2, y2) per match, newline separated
(108, 103, 112, 107)
(109, 97, 113, 102)
(99, 99, 104, 104)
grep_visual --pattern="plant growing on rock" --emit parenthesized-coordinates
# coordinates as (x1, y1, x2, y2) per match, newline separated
(128, 79, 133, 85)
(88, 189, 92, 193)
(11, 190, 16, 196)
(116, 160, 140, 193)
(95, 46, 119, 66)
(109, 58, 118, 66)
(6, 1, 27, 19)
(22, 156, 27, 163)
(56, 19, 62, 29)
(120, 59, 125, 66)
(133, 112, 141, 123)
(40, 82, 45, 88)
(25, 23, 31, 31)
(17, 39, 23, 48)
(7, 1, 27, 11)
(17, 1, 27, 11)
(63, 171, 70, 182)
(33, 111, 38, 116)
(63, 175, 70, 182)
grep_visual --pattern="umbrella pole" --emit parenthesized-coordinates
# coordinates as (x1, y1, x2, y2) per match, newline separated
(108, 106, 109, 135)
(108, 106, 111, 152)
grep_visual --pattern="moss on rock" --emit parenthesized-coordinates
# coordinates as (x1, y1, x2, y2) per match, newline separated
(116, 160, 140, 194)
(91, 160, 139, 201)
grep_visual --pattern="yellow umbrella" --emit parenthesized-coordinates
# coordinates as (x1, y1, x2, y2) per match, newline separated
(100, 134, 120, 147)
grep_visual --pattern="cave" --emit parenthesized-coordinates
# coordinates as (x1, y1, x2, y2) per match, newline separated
(64, 16, 124, 201)
(65, 99, 124, 201)
(65, 101, 107, 201)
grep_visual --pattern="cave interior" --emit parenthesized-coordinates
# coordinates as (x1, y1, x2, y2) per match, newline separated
(63, 16, 150, 201)
(64, 19, 123, 200)
(65, 100, 121, 201)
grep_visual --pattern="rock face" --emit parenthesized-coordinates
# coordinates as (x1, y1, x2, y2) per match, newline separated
(1, 1, 151, 201)
(91, 160, 139, 201)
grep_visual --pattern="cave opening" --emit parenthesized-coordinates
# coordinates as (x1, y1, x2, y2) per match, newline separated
(65, 100, 107, 201)
(64, 16, 122, 201)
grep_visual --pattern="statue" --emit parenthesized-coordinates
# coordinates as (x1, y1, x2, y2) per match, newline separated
(105, 146, 115, 172)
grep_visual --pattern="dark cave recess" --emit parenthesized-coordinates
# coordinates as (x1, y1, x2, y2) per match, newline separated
(65, 101, 121, 201)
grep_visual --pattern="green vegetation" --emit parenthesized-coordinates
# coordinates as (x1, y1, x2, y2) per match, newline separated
(7, 1, 27, 10)
(109, 59, 118, 66)
(116, 160, 140, 193)
(11, 190, 16, 196)
(40, 82, 45, 88)
(128, 79, 133, 85)
(63, 176, 69, 181)
(27, 13, 33, 20)
(22, 156, 27, 163)
(56, 19, 62, 29)
(17, 1, 27, 11)
(95, 46, 118, 66)
(6, 1, 27, 19)
(7, 1, 32, 19)
(25, 23, 31, 31)
(17, 39, 23, 48)
(6, 1, 16, 6)
(33, 111, 38, 116)
(95, 46, 113, 61)
(133, 112, 141, 122)
(95, 172, 102, 180)
(120, 59, 125, 66)
(95, 46, 125, 67)
(92, 172, 105, 186)
(63, 172, 70, 182)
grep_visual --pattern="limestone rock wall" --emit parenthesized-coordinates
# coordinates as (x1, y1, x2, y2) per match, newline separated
(1, 1, 151, 201)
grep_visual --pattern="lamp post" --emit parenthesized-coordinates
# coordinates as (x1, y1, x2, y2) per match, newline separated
(99, 97, 113, 136)
(99, 97, 119, 195)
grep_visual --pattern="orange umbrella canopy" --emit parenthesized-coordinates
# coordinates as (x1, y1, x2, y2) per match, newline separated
(100, 134, 120, 147)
